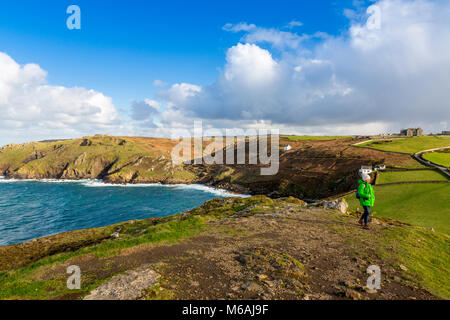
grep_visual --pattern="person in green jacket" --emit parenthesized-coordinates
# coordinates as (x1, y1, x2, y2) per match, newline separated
(358, 172, 375, 229)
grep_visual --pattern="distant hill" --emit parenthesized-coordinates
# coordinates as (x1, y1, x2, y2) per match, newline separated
(0, 135, 423, 199)
(0, 135, 196, 184)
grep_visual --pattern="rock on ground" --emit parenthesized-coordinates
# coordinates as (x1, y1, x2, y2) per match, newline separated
(84, 266, 160, 300)
(323, 198, 348, 214)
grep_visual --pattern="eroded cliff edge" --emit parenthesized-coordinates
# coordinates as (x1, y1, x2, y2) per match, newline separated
(0, 196, 447, 300)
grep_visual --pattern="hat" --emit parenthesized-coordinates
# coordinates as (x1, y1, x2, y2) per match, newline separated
(361, 172, 371, 182)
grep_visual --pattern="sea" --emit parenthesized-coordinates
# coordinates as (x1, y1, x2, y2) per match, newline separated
(0, 177, 246, 246)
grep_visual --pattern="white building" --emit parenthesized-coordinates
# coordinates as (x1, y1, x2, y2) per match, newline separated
(283, 145, 292, 151)
(359, 166, 373, 175)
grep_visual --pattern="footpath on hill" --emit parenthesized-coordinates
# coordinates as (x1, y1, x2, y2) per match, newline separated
(1, 196, 446, 300)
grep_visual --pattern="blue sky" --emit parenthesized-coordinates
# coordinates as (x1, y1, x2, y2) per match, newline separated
(0, 0, 356, 110)
(0, 0, 448, 144)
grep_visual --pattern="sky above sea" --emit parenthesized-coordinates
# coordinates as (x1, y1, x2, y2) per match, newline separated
(0, 0, 449, 145)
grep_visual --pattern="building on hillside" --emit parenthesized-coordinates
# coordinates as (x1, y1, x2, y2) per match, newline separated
(441, 131, 450, 135)
(375, 164, 386, 171)
(359, 166, 373, 175)
(400, 128, 423, 137)
(283, 145, 292, 151)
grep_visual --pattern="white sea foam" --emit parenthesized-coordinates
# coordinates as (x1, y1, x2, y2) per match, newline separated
(167, 184, 250, 198)
(0, 177, 249, 197)
(81, 180, 249, 197)
(0, 178, 24, 183)
(41, 179, 93, 183)
(0, 178, 92, 184)
(80, 180, 161, 188)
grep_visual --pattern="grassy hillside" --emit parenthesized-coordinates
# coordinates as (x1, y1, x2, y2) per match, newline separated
(423, 151, 450, 167)
(387, 160, 428, 169)
(0, 135, 435, 199)
(284, 136, 351, 141)
(345, 183, 450, 234)
(0, 135, 196, 183)
(377, 170, 449, 184)
(0, 196, 448, 300)
(360, 136, 450, 154)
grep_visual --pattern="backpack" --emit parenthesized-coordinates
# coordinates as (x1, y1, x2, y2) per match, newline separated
(356, 182, 367, 200)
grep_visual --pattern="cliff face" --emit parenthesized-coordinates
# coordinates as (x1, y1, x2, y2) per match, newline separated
(189, 137, 419, 199)
(0, 135, 196, 184)
(0, 135, 419, 199)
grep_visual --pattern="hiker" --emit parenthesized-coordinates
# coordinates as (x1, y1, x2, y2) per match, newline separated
(357, 172, 375, 229)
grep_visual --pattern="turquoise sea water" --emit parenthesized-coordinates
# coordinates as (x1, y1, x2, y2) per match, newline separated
(0, 178, 243, 246)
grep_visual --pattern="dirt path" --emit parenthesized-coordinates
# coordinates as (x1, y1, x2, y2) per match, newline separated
(43, 205, 435, 300)
(414, 147, 450, 177)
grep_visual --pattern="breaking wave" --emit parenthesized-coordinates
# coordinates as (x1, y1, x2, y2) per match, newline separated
(0, 178, 248, 197)
(0, 178, 249, 245)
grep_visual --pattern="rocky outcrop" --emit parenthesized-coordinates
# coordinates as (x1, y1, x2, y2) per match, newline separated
(23, 150, 47, 164)
(84, 266, 160, 300)
(60, 156, 118, 180)
(322, 198, 349, 214)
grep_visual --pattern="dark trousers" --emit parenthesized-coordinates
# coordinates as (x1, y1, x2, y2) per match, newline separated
(360, 206, 370, 224)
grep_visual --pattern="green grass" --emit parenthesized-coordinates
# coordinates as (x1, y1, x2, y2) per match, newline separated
(378, 226, 450, 299)
(377, 170, 449, 184)
(345, 183, 450, 234)
(423, 151, 450, 167)
(0, 215, 208, 299)
(0, 196, 280, 299)
(334, 219, 450, 299)
(395, 160, 428, 169)
(283, 135, 351, 141)
(360, 136, 450, 154)
(0, 194, 448, 300)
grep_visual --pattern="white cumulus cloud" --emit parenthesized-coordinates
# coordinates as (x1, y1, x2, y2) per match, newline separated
(151, 0, 450, 135)
(0, 52, 125, 145)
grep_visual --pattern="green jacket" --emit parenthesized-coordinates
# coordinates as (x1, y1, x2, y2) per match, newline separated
(358, 179, 375, 207)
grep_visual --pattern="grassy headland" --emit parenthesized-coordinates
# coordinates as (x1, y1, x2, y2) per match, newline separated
(283, 135, 352, 141)
(360, 136, 450, 154)
(377, 170, 449, 183)
(0, 135, 195, 183)
(0, 196, 448, 300)
(345, 183, 450, 234)
(423, 151, 450, 167)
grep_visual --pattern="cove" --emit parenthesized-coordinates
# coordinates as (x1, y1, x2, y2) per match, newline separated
(0, 179, 246, 246)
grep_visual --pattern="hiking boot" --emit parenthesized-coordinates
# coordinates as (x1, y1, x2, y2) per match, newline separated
(363, 224, 369, 230)
(358, 219, 363, 226)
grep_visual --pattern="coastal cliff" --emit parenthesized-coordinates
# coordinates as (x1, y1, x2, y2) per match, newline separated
(0, 135, 196, 184)
(0, 137, 448, 300)
(0, 135, 421, 199)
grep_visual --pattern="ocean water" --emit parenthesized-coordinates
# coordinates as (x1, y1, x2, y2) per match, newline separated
(0, 178, 245, 246)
